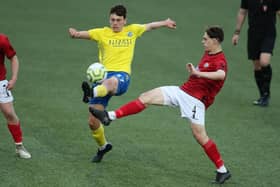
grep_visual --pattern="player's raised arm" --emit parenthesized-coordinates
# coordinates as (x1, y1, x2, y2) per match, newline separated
(68, 28, 90, 39)
(145, 18, 176, 31)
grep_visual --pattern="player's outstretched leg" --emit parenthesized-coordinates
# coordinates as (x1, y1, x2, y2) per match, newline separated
(81, 81, 92, 103)
(92, 143, 113, 162)
(89, 107, 111, 126)
(213, 170, 231, 184)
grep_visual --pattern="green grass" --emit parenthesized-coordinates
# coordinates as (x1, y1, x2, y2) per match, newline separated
(1, 0, 280, 186)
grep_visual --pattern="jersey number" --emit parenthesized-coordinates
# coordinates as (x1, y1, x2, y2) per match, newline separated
(192, 105, 197, 119)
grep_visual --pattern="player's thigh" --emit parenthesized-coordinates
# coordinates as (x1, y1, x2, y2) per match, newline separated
(179, 96, 205, 126)
(0, 102, 18, 122)
(0, 80, 14, 103)
(106, 72, 130, 96)
(160, 86, 205, 125)
(102, 77, 118, 93)
(0, 80, 17, 121)
(139, 87, 165, 105)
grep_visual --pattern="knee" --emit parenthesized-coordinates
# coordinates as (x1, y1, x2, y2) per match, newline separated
(138, 94, 150, 106)
(192, 128, 209, 145)
(260, 61, 270, 67)
(88, 116, 100, 131)
(193, 133, 207, 145)
(4, 111, 18, 124)
(103, 77, 118, 93)
(259, 54, 271, 67)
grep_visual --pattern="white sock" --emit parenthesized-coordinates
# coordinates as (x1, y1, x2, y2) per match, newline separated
(93, 87, 97, 97)
(99, 142, 108, 150)
(217, 165, 227, 173)
(108, 111, 116, 120)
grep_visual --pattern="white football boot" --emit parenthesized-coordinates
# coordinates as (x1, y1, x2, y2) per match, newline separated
(15, 144, 31, 159)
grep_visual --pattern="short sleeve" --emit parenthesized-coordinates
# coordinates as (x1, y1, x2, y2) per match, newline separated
(1, 36, 16, 59)
(217, 61, 226, 71)
(129, 24, 146, 37)
(88, 28, 104, 41)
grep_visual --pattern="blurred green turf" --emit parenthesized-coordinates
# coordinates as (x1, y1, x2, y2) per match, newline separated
(0, 0, 280, 186)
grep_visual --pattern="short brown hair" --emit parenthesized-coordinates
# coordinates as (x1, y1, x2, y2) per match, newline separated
(206, 26, 224, 43)
(110, 5, 127, 18)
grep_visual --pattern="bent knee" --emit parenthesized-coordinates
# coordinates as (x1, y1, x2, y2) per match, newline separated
(88, 116, 101, 130)
(3, 112, 18, 123)
(191, 126, 209, 145)
(138, 93, 153, 107)
(138, 93, 148, 104)
(193, 134, 209, 145)
(103, 77, 118, 92)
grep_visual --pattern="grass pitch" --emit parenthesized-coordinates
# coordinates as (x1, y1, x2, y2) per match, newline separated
(1, 0, 280, 186)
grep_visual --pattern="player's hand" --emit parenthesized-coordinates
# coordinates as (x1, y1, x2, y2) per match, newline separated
(186, 63, 200, 77)
(232, 34, 239, 46)
(7, 79, 16, 90)
(186, 63, 194, 73)
(165, 18, 176, 29)
(69, 28, 78, 38)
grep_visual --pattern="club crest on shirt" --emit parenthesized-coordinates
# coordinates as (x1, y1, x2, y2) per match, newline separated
(204, 62, 209, 68)
(127, 31, 133, 37)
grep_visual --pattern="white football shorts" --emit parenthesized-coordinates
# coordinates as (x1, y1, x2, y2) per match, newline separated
(160, 86, 205, 126)
(0, 80, 14, 103)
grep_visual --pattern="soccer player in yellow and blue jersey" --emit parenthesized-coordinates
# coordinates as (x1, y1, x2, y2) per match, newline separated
(69, 5, 176, 162)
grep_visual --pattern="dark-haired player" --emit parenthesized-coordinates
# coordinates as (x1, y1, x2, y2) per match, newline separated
(68, 5, 176, 162)
(90, 26, 231, 184)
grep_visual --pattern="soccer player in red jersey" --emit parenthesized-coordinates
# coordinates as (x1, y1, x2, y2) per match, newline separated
(0, 34, 31, 159)
(89, 26, 231, 184)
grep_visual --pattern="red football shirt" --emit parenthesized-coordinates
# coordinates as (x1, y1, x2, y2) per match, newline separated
(180, 51, 227, 109)
(0, 34, 16, 80)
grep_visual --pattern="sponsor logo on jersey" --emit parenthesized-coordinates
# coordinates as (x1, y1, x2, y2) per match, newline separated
(127, 31, 133, 37)
(108, 39, 132, 47)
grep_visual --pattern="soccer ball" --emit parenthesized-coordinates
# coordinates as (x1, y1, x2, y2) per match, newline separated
(86, 62, 107, 83)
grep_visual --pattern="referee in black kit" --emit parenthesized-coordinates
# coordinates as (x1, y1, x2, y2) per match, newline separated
(232, 0, 280, 106)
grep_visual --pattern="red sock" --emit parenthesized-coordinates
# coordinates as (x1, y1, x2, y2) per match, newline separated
(115, 99, 146, 118)
(8, 122, 23, 144)
(202, 139, 224, 169)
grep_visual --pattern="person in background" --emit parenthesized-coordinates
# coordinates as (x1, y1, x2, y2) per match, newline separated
(232, 0, 280, 106)
(0, 33, 31, 159)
